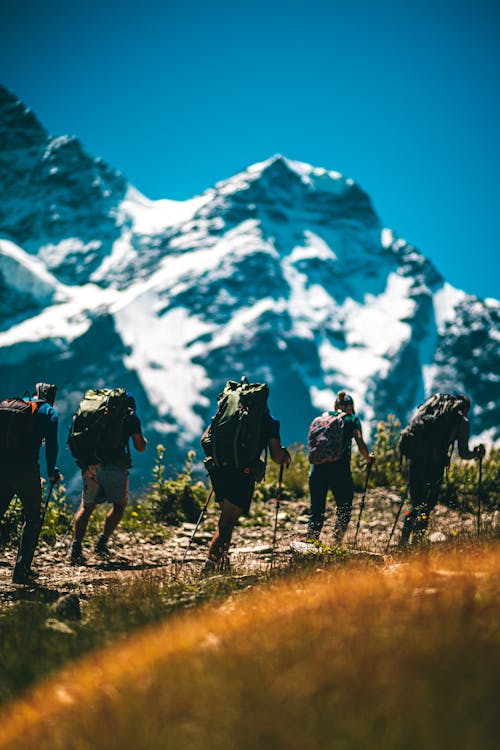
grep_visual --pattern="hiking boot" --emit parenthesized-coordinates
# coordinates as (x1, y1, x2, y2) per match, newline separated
(306, 528, 321, 543)
(70, 541, 86, 565)
(94, 534, 111, 557)
(12, 566, 38, 586)
(70, 549, 86, 565)
(202, 557, 218, 574)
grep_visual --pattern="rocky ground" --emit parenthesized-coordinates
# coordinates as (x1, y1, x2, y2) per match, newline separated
(0, 489, 497, 611)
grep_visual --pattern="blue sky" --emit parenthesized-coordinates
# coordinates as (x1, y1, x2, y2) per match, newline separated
(1, 0, 499, 300)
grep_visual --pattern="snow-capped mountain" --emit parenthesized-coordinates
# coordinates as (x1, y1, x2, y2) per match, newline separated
(1, 85, 498, 488)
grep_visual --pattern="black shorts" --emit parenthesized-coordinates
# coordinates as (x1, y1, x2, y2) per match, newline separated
(208, 466, 255, 515)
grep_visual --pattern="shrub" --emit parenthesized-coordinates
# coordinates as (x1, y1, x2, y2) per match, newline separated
(145, 446, 206, 525)
(439, 446, 500, 512)
(351, 414, 404, 491)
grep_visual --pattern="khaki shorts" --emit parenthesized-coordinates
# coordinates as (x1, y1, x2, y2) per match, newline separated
(82, 464, 129, 506)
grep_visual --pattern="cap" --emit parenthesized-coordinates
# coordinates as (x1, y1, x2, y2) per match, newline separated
(339, 393, 354, 404)
(34, 383, 57, 406)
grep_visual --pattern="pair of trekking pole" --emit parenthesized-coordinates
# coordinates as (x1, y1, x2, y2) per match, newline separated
(176, 466, 286, 577)
(385, 454, 485, 550)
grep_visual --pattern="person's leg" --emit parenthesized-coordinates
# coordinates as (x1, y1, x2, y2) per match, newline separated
(412, 463, 444, 542)
(95, 465, 129, 555)
(13, 469, 42, 580)
(0, 479, 15, 522)
(307, 466, 329, 540)
(71, 466, 100, 562)
(401, 459, 425, 545)
(0, 477, 15, 547)
(206, 499, 243, 568)
(332, 465, 354, 543)
(74, 502, 96, 542)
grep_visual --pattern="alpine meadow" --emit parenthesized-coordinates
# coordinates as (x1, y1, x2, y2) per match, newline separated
(0, 83, 499, 750)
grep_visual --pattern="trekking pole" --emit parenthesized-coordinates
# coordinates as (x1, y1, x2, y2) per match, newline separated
(477, 455, 483, 538)
(27, 481, 55, 568)
(385, 482, 410, 553)
(270, 465, 284, 570)
(55, 511, 77, 555)
(353, 461, 373, 547)
(175, 488, 214, 578)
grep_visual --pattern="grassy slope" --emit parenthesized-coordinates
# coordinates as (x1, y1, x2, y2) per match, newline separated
(0, 543, 499, 750)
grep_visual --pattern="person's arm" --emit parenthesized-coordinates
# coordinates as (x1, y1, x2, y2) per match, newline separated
(268, 437, 291, 465)
(456, 418, 485, 460)
(353, 424, 375, 463)
(132, 432, 147, 453)
(43, 406, 60, 480)
(128, 413, 147, 453)
(264, 411, 291, 466)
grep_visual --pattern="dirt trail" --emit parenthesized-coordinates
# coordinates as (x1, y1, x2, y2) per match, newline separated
(0, 489, 496, 609)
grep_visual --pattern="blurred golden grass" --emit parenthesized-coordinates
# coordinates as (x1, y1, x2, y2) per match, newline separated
(1, 543, 499, 750)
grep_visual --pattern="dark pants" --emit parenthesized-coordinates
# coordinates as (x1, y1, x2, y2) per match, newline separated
(308, 462, 354, 542)
(401, 458, 444, 543)
(0, 464, 42, 574)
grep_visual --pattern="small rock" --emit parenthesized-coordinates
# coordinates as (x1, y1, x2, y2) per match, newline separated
(45, 618, 75, 635)
(429, 531, 447, 544)
(54, 593, 81, 621)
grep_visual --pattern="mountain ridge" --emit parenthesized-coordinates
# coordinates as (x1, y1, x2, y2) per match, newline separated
(0, 85, 498, 486)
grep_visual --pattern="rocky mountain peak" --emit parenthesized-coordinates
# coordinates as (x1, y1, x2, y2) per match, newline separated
(0, 90, 498, 486)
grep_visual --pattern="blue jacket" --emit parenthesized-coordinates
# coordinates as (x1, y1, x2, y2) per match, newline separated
(31, 400, 59, 477)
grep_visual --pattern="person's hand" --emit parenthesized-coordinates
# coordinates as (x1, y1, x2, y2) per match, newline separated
(50, 468, 62, 484)
(281, 447, 291, 466)
(474, 444, 486, 459)
(367, 452, 376, 465)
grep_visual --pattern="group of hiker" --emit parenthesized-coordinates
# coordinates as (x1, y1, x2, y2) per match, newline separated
(0, 379, 486, 584)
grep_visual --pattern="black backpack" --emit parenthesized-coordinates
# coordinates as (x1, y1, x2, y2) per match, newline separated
(68, 388, 130, 469)
(202, 380, 269, 478)
(0, 397, 41, 461)
(399, 394, 465, 462)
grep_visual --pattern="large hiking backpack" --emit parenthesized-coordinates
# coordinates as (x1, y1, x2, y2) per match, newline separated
(308, 411, 347, 464)
(0, 397, 40, 461)
(202, 380, 269, 474)
(399, 393, 465, 462)
(68, 388, 130, 469)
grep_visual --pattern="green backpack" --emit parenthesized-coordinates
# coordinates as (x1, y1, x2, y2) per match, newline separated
(202, 380, 269, 478)
(68, 388, 130, 469)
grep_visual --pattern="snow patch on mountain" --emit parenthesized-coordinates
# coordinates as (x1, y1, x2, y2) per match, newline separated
(433, 283, 467, 330)
(0, 280, 119, 361)
(1, 82, 499, 482)
(117, 186, 212, 235)
(0, 239, 62, 301)
(114, 296, 212, 439)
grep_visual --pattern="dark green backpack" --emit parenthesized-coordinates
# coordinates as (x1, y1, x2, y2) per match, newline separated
(202, 380, 269, 477)
(399, 393, 464, 462)
(68, 388, 130, 469)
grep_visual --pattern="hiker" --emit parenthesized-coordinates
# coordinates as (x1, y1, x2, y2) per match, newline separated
(307, 390, 375, 544)
(69, 389, 147, 563)
(0, 383, 61, 584)
(201, 379, 291, 571)
(399, 393, 485, 545)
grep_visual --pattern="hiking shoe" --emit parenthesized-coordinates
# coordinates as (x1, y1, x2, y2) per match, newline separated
(202, 558, 218, 574)
(70, 541, 86, 565)
(306, 529, 321, 543)
(12, 567, 38, 585)
(70, 550, 87, 565)
(94, 535, 111, 557)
